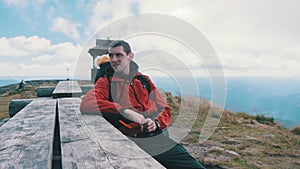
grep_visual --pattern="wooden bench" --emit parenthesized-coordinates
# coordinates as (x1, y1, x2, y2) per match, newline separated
(36, 86, 56, 97)
(8, 98, 34, 117)
(52, 81, 82, 98)
(0, 99, 56, 168)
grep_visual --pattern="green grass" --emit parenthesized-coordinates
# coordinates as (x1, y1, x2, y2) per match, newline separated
(255, 114, 274, 124)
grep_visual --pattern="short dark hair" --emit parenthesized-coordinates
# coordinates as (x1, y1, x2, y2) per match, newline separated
(109, 40, 132, 54)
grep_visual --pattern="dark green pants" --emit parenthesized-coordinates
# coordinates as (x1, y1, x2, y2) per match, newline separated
(153, 143, 205, 169)
(130, 132, 205, 169)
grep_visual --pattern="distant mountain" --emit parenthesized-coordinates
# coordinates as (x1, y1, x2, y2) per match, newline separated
(276, 118, 298, 129)
(0, 79, 19, 87)
(151, 76, 300, 129)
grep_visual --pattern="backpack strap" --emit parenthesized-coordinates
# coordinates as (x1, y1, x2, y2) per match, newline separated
(107, 74, 151, 102)
(136, 75, 151, 94)
(106, 75, 113, 102)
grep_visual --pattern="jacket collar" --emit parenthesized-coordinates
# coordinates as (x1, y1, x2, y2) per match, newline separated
(112, 61, 140, 81)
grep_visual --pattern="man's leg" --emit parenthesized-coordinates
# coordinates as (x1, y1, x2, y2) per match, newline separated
(130, 134, 205, 169)
(153, 143, 205, 169)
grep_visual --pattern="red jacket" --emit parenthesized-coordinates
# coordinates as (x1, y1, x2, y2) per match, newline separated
(80, 62, 171, 136)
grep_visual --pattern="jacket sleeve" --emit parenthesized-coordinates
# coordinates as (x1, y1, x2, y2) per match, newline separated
(80, 78, 122, 114)
(146, 76, 172, 130)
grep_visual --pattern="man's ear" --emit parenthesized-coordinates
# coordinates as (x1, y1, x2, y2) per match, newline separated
(129, 52, 134, 60)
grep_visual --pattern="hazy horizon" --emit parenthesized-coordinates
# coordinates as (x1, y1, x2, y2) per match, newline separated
(1, 76, 299, 129)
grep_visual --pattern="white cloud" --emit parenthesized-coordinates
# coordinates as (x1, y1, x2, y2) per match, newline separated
(0, 61, 76, 77)
(51, 17, 81, 40)
(32, 54, 52, 63)
(2, 0, 300, 78)
(86, 0, 139, 37)
(15, 36, 51, 53)
(0, 35, 83, 77)
(0, 37, 29, 56)
(2, 0, 46, 9)
(84, 0, 300, 77)
(0, 36, 51, 57)
(49, 42, 82, 62)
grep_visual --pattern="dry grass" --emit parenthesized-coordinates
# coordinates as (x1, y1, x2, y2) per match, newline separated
(170, 96, 300, 169)
(291, 126, 300, 135)
(0, 81, 57, 120)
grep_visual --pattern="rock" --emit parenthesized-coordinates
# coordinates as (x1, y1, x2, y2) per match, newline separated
(210, 146, 225, 152)
(246, 124, 258, 128)
(203, 157, 221, 166)
(222, 137, 240, 145)
(225, 150, 240, 157)
(18, 80, 32, 90)
(210, 146, 240, 157)
(263, 134, 275, 139)
(245, 135, 257, 140)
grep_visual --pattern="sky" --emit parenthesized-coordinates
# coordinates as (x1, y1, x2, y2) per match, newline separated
(0, 0, 300, 79)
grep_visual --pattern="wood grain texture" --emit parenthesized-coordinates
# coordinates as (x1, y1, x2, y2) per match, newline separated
(58, 98, 165, 169)
(52, 81, 82, 98)
(0, 99, 56, 169)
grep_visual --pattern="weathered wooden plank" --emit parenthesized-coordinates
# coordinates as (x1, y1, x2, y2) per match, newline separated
(82, 115, 165, 169)
(0, 99, 56, 169)
(58, 98, 165, 169)
(58, 98, 113, 169)
(52, 81, 82, 98)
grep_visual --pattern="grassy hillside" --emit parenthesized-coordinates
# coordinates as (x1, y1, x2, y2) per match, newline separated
(166, 93, 300, 168)
(0, 80, 299, 168)
(0, 80, 59, 120)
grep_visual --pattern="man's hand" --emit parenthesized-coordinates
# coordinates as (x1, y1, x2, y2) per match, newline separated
(141, 118, 157, 132)
(120, 109, 158, 132)
(121, 109, 145, 124)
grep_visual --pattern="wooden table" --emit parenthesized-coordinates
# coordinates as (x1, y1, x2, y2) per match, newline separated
(1, 80, 165, 168)
(52, 81, 82, 98)
(58, 98, 164, 169)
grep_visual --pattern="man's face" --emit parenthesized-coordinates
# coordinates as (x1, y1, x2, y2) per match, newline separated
(108, 46, 133, 74)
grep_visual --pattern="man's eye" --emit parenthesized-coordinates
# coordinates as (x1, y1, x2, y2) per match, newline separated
(108, 53, 113, 58)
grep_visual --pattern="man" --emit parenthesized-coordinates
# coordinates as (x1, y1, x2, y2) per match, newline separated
(80, 40, 205, 169)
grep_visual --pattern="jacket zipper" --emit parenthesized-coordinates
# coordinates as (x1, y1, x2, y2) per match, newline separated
(130, 82, 145, 112)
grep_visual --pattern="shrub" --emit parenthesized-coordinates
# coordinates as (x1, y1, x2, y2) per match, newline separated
(255, 114, 274, 124)
(237, 112, 254, 119)
(166, 97, 172, 105)
(291, 126, 300, 135)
